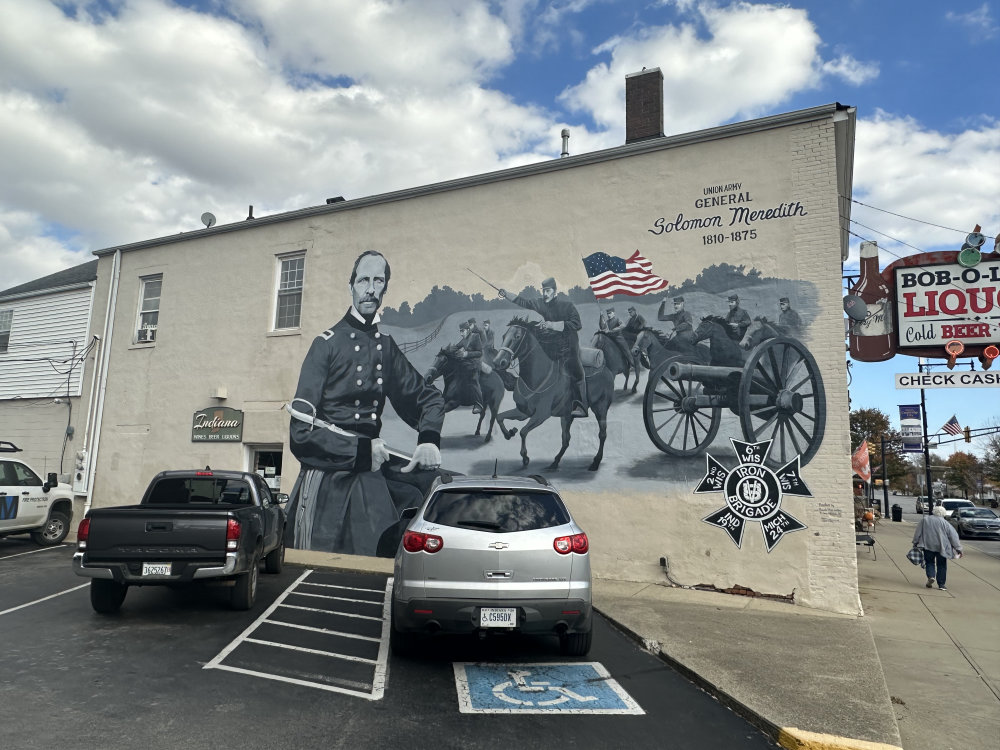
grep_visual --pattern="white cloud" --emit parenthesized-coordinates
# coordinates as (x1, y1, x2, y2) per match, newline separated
(945, 3, 998, 41)
(558, 1, 872, 136)
(821, 54, 879, 85)
(0, 0, 560, 290)
(847, 112, 1000, 268)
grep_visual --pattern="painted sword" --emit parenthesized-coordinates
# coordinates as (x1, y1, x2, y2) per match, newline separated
(283, 400, 412, 461)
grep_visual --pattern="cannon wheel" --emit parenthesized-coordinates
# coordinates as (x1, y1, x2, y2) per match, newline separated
(738, 337, 826, 467)
(643, 355, 721, 456)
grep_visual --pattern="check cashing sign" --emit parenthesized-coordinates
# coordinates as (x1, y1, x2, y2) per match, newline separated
(894, 259, 1000, 349)
(896, 371, 1000, 389)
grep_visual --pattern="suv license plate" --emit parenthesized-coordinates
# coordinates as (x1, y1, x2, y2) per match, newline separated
(142, 562, 171, 576)
(480, 607, 516, 628)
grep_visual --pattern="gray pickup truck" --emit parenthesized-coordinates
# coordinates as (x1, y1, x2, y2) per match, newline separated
(73, 469, 286, 613)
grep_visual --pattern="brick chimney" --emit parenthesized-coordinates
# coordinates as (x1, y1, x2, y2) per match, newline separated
(625, 67, 664, 144)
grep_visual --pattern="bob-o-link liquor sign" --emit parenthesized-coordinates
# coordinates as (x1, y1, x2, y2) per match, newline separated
(191, 407, 244, 442)
(893, 259, 1000, 350)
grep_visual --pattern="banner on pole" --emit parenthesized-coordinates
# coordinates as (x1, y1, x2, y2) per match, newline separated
(898, 404, 923, 453)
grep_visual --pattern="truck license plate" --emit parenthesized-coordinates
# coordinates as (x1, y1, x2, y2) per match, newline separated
(480, 607, 516, 628)
(142, 562, 171, 576)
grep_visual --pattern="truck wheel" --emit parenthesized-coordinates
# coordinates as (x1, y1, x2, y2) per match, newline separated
(231, 556, 259, 610)
(264, 535, 285, 574)
(91, 579, 127, 614)
(559, 629, 592, 657)
(31, 510, 70, 546)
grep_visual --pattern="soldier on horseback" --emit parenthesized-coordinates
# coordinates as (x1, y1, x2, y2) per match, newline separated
(499, 277, 588, 418)
(456, 319, 485, 414)
(599, 307, 637, 370)
(658, 295, 695, 345)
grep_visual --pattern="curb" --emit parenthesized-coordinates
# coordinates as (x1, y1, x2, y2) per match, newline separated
(595, 606, 903, 750)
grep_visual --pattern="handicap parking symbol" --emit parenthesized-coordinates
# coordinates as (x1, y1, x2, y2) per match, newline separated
(453, 662, 644, 714)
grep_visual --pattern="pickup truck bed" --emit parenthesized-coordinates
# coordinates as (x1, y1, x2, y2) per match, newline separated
(73, 469, 286, 613)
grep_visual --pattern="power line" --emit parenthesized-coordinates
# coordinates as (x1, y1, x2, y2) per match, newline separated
(845, 195, 997, 237)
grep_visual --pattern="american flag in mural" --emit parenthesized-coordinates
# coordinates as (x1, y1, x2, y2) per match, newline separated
(940, 415, 963, 436)
(582, 250, 668, 299)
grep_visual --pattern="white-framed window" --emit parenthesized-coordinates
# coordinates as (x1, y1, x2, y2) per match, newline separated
(0, 309, 12, 353)
(274, 253, 305, 330)
(135, 275, 162, 344)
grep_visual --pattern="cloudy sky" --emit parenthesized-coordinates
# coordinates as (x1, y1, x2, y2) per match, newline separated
(1, 0, 998, 445)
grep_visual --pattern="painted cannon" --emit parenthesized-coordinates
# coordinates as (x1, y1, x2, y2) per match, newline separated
(641, 316, 826, 468)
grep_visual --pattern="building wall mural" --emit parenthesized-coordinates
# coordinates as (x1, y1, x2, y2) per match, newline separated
(87, 106, 860, 613)
(284, 246, 826, 560)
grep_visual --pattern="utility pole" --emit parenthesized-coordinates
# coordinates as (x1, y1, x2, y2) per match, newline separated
(919, 358, 933, 505)
(880, 434, 890, 517)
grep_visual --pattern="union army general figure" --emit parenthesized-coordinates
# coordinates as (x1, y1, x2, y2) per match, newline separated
(285, 251, 445, 556)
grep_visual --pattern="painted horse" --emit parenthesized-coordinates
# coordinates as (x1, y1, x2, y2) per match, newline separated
(493, 317, 614, 471)
(591, 330, 640, 393)
(739, 315, 793, 350)
(692, 315, 745, 367)
(424, 343, 514, 442)
(631, 326, 710, 371)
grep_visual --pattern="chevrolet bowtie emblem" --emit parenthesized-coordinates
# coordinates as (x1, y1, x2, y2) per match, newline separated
(488, 541, 509, 550)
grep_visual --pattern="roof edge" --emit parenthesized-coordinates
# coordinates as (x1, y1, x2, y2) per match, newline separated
(93, 103, 852, 258)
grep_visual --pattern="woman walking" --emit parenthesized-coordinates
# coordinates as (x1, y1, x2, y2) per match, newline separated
(912, 505, 963, 591)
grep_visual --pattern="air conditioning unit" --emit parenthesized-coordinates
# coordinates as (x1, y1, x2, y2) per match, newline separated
(137, 326, 157, 343)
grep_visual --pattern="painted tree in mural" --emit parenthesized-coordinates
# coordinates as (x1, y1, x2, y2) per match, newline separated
(849, 408, 907, 485)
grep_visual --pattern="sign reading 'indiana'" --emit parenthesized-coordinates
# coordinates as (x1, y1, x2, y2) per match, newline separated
(694, 439, 810, 552)
(191, 407, 244, 442)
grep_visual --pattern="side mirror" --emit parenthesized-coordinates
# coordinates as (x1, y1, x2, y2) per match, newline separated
(275, 493, 289, 505)
(42, 472, 58, 492)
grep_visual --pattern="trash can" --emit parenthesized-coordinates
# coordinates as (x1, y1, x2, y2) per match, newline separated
(891, 504, 902, 522)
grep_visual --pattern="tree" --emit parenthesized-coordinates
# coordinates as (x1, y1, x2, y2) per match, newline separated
(849, 408, 908, 485)
(944, 451, 981, 498)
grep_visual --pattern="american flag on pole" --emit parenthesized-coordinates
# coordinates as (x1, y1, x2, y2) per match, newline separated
(940, 415, 963, 436)
(582, 250, 668, 299)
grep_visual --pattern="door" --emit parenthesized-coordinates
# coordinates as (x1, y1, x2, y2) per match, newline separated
(247, 446, 283, 492)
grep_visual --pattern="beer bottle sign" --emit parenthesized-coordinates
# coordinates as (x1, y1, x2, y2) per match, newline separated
(849, 241, 896, 361)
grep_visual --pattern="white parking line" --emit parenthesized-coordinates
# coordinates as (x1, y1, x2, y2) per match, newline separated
(0, 583, 89, 617)
(0, 544, 70, 560)
(204, 570, 393, 701)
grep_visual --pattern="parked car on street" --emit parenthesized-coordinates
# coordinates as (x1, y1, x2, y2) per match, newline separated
(948, 507, 1000, 539)
(391, 473, 592, 657)
(0, 441, 74, 546)
(938, 498, 976, 518)
(915, 497, 931, 514)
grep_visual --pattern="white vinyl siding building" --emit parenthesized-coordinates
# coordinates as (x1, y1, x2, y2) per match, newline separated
(0, 261, 98, 479)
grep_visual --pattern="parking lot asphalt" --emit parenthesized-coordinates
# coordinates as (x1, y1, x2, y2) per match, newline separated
(1, 537, 780, 750)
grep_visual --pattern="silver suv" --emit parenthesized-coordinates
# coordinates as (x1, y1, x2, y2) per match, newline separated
(391, 474, 592, 656)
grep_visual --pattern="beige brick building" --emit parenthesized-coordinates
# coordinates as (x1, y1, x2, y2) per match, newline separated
(77, 75, 861, 613)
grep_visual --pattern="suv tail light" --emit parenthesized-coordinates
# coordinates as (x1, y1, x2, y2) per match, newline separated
(77, 518, 90, 551)
(402, 530, 444, 553)
(226, 518, 241, 551)
(554, 533, 588, 555)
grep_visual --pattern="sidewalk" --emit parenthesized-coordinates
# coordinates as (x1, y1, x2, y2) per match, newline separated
(594, 517, 1000, 750)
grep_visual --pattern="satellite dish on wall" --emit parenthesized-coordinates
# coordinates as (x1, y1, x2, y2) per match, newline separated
(201, 212, 217, 229)
(843, 294, 867, 322)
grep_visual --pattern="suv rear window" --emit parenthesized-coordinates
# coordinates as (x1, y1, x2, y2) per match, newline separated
(145, 477, 252, 505)
(424, 489, 570, 532)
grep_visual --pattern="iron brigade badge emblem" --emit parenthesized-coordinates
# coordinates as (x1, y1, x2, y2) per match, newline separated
(694, 439, 810, 551)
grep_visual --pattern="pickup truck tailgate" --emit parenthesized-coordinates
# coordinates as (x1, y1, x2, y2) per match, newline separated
(85, 505, 229, 563)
